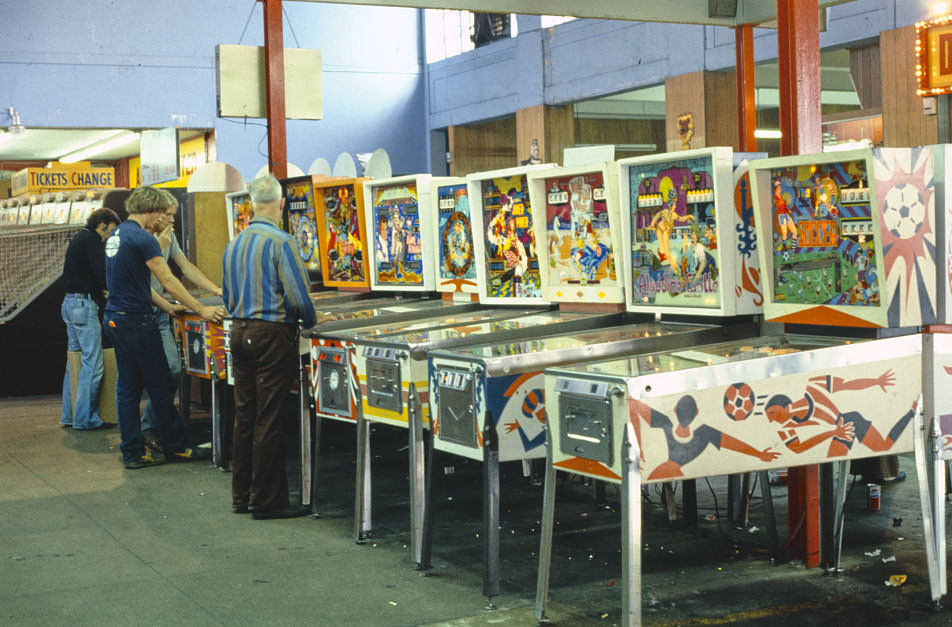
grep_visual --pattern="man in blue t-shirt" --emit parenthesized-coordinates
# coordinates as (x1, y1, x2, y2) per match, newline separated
(104, 186, 226, 469)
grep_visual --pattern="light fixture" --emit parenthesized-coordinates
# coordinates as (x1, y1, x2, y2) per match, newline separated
(6, 107, 25, 137)
(59, 131, 141, 164)
(753, 129, 783, 139)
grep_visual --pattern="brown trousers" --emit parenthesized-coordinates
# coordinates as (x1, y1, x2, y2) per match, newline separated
(230, 319, 298, 511)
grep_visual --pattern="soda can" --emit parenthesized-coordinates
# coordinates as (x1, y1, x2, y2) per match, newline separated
(867, 483, 881, 511)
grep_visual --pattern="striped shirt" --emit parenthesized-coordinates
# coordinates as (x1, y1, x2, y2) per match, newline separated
(222, 215, 317, 328)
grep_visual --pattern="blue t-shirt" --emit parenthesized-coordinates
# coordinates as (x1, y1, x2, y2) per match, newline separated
(105, 219, 162, 314)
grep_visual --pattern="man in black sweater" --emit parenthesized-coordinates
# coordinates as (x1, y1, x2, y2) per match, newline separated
(60, 208, 120, 430)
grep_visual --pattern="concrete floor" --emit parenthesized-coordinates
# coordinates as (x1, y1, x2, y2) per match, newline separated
(2, 394, 952, 626)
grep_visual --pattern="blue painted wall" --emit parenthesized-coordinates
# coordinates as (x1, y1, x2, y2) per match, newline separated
(1, 0, 427, 179)
(428, 0, 937, 133)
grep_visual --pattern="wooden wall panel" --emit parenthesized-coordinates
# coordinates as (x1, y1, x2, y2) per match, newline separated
(448, 117, 517, 176)
(849, 43, 882, 110)
(189, 191, 229, 286)
(881, 25, 937, 147)
(574, 118, 666, 155)
(516, 105, 545, 165)
(703, 71, 739, 149)
(544, 105, 575, 164)
(666, 70, 739, 151)
(666, 71, 706, 151)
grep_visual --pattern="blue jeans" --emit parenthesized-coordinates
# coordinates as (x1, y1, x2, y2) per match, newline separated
(141, 309, 181, 433)
(61, 295, 104, 429)
(104, 311, 189, 464)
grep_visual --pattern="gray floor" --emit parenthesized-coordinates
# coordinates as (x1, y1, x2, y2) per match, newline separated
(2, 394, 951, 626)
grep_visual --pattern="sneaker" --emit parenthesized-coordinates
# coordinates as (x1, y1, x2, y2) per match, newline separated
(124, 451, 164, 469)
(167, 446, 211, 462)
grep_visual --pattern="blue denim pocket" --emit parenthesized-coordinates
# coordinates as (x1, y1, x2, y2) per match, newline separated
(65, 300, 89, 327)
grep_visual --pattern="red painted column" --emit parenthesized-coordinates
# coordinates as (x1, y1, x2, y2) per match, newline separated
(776, 0, 822, 568)
(262, 0, 287, 179)
(777, 0, 822, 156)
(735, 24, 757, 152)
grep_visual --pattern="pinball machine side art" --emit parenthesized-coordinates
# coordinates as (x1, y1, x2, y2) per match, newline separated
(313, 178, 371, 289)
(548, 334, 922, 483)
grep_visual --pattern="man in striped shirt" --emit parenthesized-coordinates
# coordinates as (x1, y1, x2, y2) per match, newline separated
(222, 173, 317, 519)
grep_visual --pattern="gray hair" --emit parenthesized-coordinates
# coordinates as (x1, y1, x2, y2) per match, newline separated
(248, 173, 283, 208)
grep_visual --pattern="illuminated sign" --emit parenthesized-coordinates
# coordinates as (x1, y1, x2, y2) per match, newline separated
(916, 15, 952, 96)
(11, 165, 115, 197)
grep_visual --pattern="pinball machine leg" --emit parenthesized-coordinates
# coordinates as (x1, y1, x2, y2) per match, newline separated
(211, 377, 224, 468)
(828, 460, 849, 574)
(739, 472, 752, 528)
(535, 427, 557, 623)
(758, 470, 780, 562)
(354, 411, 372, 544)
(482, 418, 500, 608)
(299, 356, 312, 509)
(621, 423, 642, 627)
(916, 404, 945, 606)
(408, 385, 427, 568)
(419, 422, 435, 572)
(309, 410, 323, 517)
(934, 416, 947, 598)
(819, 462, 834, 573)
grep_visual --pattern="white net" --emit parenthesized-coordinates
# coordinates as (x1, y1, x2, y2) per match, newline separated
(0, 225, 81, 323)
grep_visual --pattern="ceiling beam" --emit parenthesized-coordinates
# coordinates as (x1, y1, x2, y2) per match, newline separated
(288, 0, 853, 27)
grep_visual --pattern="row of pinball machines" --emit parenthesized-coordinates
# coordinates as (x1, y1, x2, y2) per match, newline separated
(0, 190, 106, 226)
(175, 145, 952, 624)
(304, 153, 765, 584)
(532, 145, 952, 625)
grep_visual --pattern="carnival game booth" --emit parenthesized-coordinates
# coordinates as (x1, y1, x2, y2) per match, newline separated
(537, 146, 942, 625)
(423, 151, 764, 602)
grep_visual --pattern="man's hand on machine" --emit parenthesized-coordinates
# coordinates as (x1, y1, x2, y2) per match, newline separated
(199, 305, 227, 324)
(164, 302, 188, 316)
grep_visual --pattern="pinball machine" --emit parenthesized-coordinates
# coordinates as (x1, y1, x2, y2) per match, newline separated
(424, 151, 763, 601)
(536, 146, 943, 625)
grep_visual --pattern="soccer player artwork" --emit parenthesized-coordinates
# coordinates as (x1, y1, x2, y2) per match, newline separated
(627, 157, 720, 309)
(314, 180, 370, 288)
(371, 183, 424, 287)
(480, 175, 542, 300)
(751, 148, 937, 328)
(436, 182, 477, 294)
(540, 172, 619, 301)
(284, 178, 319, 270)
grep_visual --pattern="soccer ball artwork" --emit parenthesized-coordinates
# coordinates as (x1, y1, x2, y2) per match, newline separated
(882, 182, 925, 240)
